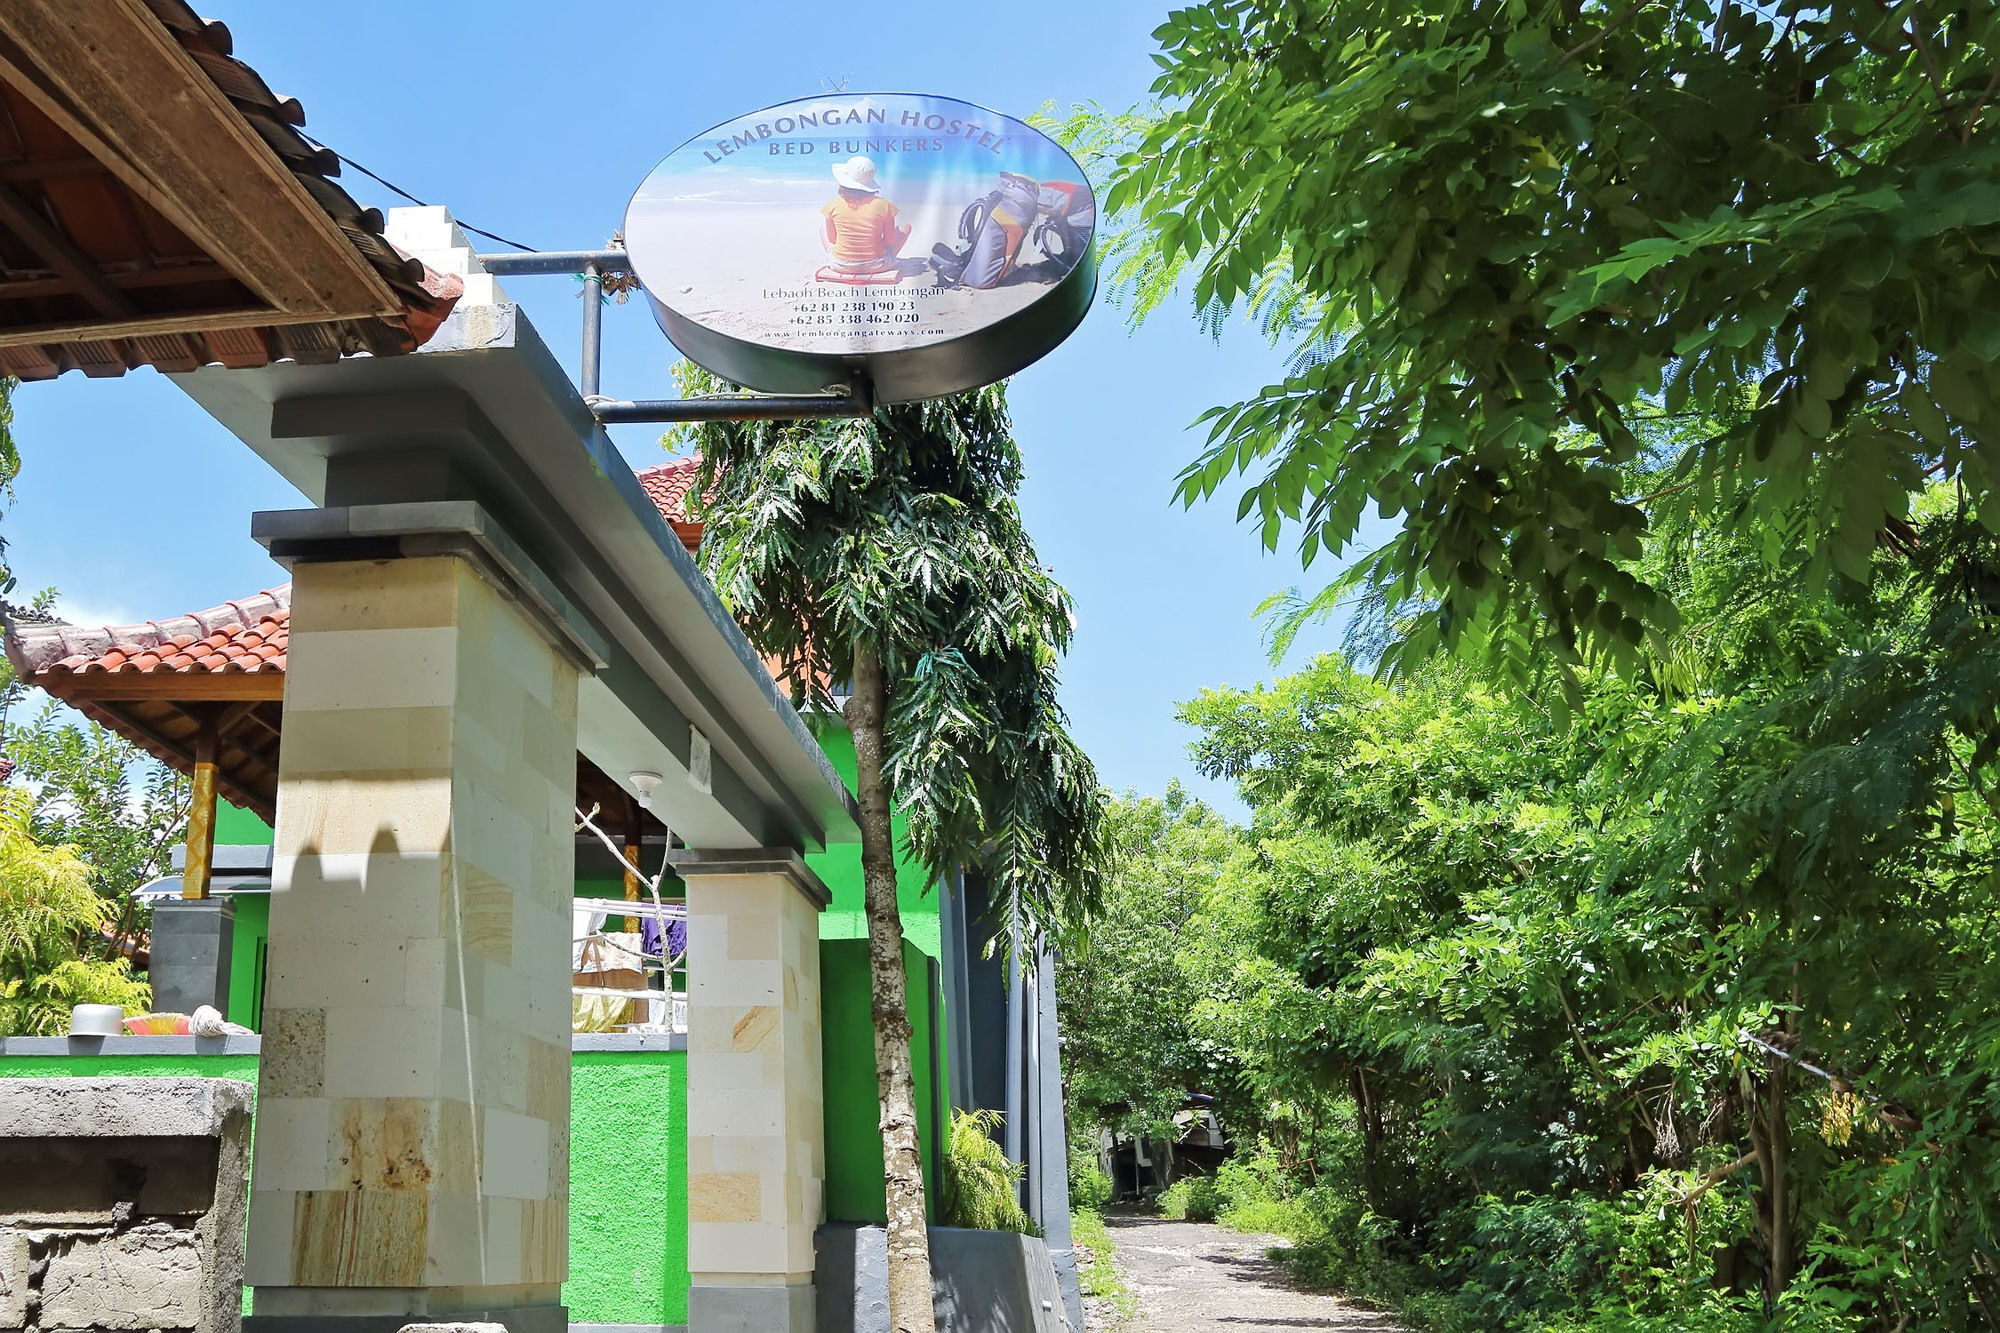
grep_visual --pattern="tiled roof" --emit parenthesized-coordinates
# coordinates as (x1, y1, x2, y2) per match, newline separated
(634, 456, 704, 553)
(7, 587, 290, 680)
(1, 589, 290, 821)
(2, 461, 729, 690)
(0, 0, 463, 379)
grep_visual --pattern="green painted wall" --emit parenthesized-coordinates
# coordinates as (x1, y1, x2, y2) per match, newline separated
(0, 1054, 258, 1083)
(0, 1050, 692, 1324)
(807, 724, 942, 960)
(565, 1049, 688, 1324)
(820, 937, 943, 1224)
(227, 895, 269, 1030)
(213, 802, 272, 846)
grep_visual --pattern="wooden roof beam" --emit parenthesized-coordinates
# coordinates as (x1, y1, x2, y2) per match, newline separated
(0, 260, 233, 302)
(33, 669, 285, 703)
(0, 0, 398, 319)
(69, 696, 275, 823)
(0, 304, 341, 350)
(0, 176, 135, 318)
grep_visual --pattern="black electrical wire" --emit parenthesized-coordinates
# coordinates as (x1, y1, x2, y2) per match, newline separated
(298, 132, 541, 254)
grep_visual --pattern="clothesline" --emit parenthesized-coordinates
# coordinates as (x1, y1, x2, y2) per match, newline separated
(571, 984, 687, 1001)
(573, 896, 687, 922)
(577, 931, 684, 969)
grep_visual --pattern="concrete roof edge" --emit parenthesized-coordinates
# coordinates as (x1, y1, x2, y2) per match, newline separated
(667, 846, 833, 910)
(581, 424, 859, 835)
(169, 296, 859, 850)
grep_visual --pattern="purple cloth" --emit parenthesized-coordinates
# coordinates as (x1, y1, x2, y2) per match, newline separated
(641, 916, 687, 960)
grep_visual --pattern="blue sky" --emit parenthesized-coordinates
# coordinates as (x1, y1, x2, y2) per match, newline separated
(3, 0, 1363, 818)
(637, 93, 1082, 192)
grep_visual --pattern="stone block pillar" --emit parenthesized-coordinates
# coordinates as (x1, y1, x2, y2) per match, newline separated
(148, 898, 235, 1015)
(243, 554, 582, 1333)
(671, 849, 830, 1333)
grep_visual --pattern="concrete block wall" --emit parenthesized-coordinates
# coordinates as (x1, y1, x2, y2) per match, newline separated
(0, 1077, 252, 1333)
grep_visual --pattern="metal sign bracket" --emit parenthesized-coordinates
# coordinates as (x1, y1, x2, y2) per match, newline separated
(475, 250, 872, 424)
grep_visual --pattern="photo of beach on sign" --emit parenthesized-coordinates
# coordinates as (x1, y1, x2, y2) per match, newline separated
(624, 94, 1096, 356)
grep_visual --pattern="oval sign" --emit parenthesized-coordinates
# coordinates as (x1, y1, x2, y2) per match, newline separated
(624, 92, 1097, 405)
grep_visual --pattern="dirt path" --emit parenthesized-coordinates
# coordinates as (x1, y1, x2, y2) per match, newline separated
(1095, 1214, 1405, 1333)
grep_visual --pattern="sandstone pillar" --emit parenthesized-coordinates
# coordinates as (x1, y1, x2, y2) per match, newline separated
(672, 849, 830, 1333)
(244, 554, 582, 1333)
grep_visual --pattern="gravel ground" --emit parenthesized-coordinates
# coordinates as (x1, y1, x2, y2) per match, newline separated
(1094, 1213, 1406, 1333)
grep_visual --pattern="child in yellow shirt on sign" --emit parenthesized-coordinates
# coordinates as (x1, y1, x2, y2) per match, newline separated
(819, 156, 910, 282)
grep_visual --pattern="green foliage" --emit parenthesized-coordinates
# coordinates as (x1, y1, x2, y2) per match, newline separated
(0, 788, 148, 1035)
(1071, 1206, 1138, 1330)
(3, 695, 188, 942)
(1057, 783, 1241, 1133)
(940, 1109, 1038, 1235)
(1063, 0, 2000, 693)
(1158, 1174, 1221, 1222)
(1069, 481, 2000, 1326)
(0, 597, 189, 958)
(681, 373, 1104, 937)
(1068, 1127, 1113, 1211)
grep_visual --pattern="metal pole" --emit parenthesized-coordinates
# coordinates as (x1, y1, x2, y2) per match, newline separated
(581, 262, 603, 400)
(1004, 906, 1024, 1173)
(474, 248, 878, 424)
(475, 249, 634, 276)
(1026, 945, 1045, 1228)
(590, 392, 871, 424)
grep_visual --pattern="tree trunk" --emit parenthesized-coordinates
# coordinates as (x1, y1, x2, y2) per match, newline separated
(1352, 1068, 1384, 1212)
(1744, 1064, 1792, 1307)
(1765, 1058, 1792, 1299)
(848, 642, 936, 1333)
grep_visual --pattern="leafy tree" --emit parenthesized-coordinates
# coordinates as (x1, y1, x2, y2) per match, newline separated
(1, 694, 188, 956)
(684, 380, 1104, 1333)
(1058, 784, 1244, 1138)
(1062, 0, 2000, 689)
(1148, 480, 2000, 1326)
(0, 787, 150, 1034)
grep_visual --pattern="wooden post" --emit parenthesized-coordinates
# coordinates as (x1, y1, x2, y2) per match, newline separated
(622, 794, 643, 934)
(181, 710, 219, 900)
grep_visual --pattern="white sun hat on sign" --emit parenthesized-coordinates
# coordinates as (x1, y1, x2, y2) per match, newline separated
(831, 156, 881, 193)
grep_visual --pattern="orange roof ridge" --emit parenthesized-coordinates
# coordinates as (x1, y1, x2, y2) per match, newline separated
(5, 585, 291, 679)
(1, 457, 721, 687)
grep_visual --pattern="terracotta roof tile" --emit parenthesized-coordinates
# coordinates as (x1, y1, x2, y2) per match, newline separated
(6, 587, 291, 681)
(1, 462, 731, 687)
(634, 456, 705, 553)
(0, 2, 462, 380)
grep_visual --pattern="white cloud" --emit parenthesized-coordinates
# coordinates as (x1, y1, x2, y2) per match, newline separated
(51, 596, 140, 630)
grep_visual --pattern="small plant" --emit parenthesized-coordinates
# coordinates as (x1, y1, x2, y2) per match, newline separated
(1071, 1162, 1113, 1210)
(1068, 1125, 1113, 1209)
(0, 789, 149, 1035)
(1072, 1206, 1138, 1331)
(1160, 1174, 1223, 1222)
(940, 1109, 1038, 1235)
